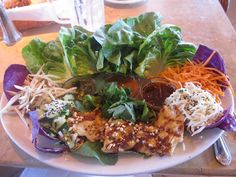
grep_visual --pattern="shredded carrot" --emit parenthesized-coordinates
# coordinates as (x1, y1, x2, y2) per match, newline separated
(149, 51, 234, 102)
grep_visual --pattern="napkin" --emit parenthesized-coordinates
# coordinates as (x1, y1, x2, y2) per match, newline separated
(6, 2, 69, 22)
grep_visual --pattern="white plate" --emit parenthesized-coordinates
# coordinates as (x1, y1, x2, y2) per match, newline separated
(105, 0, 146, 5)
(0, 89, 234, 176)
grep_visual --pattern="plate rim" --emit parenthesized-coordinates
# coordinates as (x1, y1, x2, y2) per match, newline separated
(105, 0, 146, 5)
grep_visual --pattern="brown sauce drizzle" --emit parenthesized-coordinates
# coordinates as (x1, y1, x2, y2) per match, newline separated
(142, 82, 175, 111)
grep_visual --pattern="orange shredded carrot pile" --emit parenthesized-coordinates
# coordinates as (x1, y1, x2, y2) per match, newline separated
(150, 51, 234, 102)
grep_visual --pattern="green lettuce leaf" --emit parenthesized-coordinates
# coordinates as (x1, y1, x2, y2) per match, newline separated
(101, 82, 155, 122)
(22, 12, 196, 80)
(22, 38, 71, 81)
(135, 24, 196, 77)
(108, 100, 155, 122)
(124, 12, 162, 37)
(74, 141, 118, 165)
(92, 12, 195, 77)
(93, 12, 162, 74)
(58, 26, 97, 76)
(75, 94, 101, 112)
(22, 38, 46, 73)
(96, 21, 142, 74)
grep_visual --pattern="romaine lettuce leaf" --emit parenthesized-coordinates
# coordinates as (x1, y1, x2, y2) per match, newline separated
(93, 13, 195, 77)
(135, 25, 196, 77)
(124, 12, 162, 37)
(22, 38, 71, 81)
(58, 26, 97, 76)
(22, 12, 196, 80)
(22, 38, 46, 73)
(92, 12, 163, 74)
(94, 20, 143, 74)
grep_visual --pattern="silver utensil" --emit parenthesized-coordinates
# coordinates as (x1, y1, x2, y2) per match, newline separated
(213, 135, 232, 166)
(0, 2, 22, 46)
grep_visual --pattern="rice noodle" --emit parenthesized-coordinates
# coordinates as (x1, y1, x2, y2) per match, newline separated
(0, 69, 76, 123)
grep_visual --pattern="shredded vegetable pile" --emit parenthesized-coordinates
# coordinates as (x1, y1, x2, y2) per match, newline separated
(156, 51, 233, 102)
(165, 82, 224, 135)
(1, 68, 76, 127)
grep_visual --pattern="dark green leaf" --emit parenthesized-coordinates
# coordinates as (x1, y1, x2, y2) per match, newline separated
(74, 141, 118, 165)
(107, 100, 155, 122)
(100, 82, 154, 122)
(82, 95, 100, 111)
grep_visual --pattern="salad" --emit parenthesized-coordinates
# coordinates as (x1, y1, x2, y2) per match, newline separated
(1, 12, 236, 165)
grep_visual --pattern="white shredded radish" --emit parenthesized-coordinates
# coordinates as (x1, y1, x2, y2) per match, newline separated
(0, 69, 76, 127)
(14, 108, 29, 129)
(165, 82, 223, 135)
(182, 142, 186, 151)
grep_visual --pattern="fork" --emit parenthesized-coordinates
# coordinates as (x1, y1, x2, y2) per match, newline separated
(213, 135, 232, 166)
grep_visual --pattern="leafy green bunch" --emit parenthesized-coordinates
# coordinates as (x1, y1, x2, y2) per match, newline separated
(76, 82, 155, 123)
(22, 12, 196, 81)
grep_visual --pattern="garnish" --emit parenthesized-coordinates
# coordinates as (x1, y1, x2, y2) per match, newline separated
(165, 82, 223, 135)
(156, 51, 233, 102)
(1, 66, 76, 127)
(22, 12, 196, 79)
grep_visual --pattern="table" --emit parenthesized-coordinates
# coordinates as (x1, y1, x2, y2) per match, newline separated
(1, 0, 236, 176)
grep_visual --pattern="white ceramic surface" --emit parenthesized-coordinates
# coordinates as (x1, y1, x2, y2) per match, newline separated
(0, 89, 234, 176)
(105, 0, 146, 5)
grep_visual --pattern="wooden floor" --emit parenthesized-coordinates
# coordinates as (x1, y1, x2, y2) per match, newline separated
(1, 1, 236, 177)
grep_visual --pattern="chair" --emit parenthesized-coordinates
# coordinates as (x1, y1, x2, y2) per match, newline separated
(219, 0, 230, 12)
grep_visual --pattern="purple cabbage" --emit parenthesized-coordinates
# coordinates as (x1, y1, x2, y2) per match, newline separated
(39, 127, 59, 141)
(206, 108, 230, 129)
(28, 110, 67, 153)
(33, 139, 66, 153)
(28, 111, 39, 143)
(218, 114, 236, 131)
(205, 106, 236, 132)
(193, 44, 226, 74)
(3, 64, 30, 100)
(193, 45, 236, 132)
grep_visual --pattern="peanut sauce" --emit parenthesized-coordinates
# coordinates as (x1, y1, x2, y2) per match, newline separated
(142, 82, 175, 111)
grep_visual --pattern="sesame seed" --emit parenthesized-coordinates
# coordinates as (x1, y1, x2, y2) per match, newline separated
(148, 143, 154, 147)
